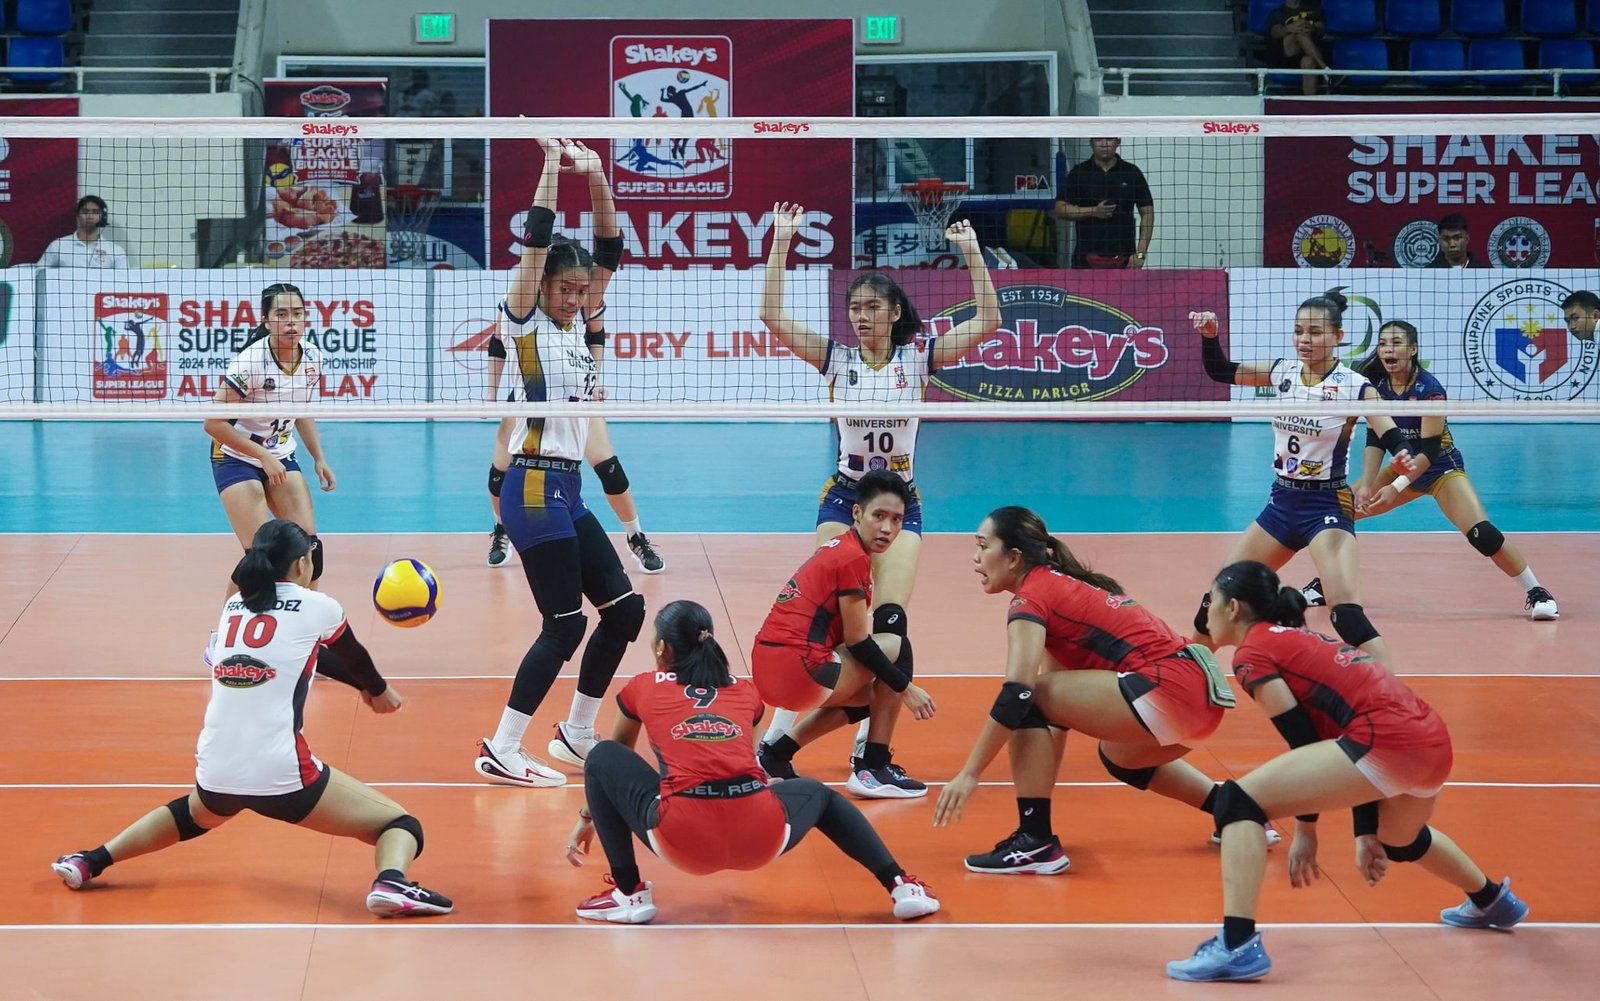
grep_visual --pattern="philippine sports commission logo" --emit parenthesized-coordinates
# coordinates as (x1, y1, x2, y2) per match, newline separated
(610, 35, 732, 200)
(91, 292, 168, 400)
(927, 282, 1169, 403)
(1488, 216, 1552, 268)
(1292, 215, 1355, 268)
(1464, 279, 1598, 400)
(1391, 219, 1439, 268)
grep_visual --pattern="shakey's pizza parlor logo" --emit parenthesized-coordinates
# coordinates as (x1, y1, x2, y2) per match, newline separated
(610, 35, 733, 200)
(91, 292, 168, 400)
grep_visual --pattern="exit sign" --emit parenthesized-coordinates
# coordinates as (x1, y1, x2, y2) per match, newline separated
(862, 15, 901, 45)
(415, 12, 455, 44)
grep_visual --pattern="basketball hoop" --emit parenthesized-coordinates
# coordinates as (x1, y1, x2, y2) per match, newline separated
(899, 179, 968, 251)
(387, 184, 440, 265)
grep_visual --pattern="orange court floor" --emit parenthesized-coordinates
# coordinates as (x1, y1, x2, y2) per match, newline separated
(2, 531, 1597, 1001)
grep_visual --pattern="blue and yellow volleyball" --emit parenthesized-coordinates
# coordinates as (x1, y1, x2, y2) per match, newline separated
(373, 559, 440, 627)
(675, 69, 691, 84)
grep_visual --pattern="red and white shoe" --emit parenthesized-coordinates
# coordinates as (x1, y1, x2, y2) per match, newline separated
(890, 875, 939, 920)
(576, 875, 657, 924)
(473, 738, 566, 788)
(547, 722, 598, 769)
(51, 854, 93, 890)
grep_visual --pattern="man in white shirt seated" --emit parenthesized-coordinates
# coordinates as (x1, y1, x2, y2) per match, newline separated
(40, 196, 129, 268)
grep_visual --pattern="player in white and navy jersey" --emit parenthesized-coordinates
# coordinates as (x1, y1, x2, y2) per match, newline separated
(472, 139, 645, 791)
(1191, 291, 1417, 669)
(50, 520, 451, 918)
(756, 202, 1000, 797)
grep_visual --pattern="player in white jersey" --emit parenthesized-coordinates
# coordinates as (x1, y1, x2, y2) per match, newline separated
(473, 139, 645, 790)
(1190, 291, 1417, 669)
(757, 201, 1000, 797)
(51, 520, 452, 917)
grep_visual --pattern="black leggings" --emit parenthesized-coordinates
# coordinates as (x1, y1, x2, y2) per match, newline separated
(583, 741, 901, 884)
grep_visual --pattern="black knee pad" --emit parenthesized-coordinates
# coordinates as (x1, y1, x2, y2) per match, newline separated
(841, 704, 871, 724)
(1331, 603, 1379, 648)
(1098, 744, 1157, 790)
(593, 456, 629, 496)
(893, 635, 913, 680)
(538, 610, 590, 661)
(378, 814, 425, 858)
(1193, 591, 1212, 636)
(1467, 521, 1504, 558)
(307, 534, 325, 581)
(1212, 779, 1268, 828)
(598, 591, 645, 642)
(1380, 825, 1433, 863)
(488, 465, 506, 498)
(872, 603, 908, 637)
(167, 796, 208, 841)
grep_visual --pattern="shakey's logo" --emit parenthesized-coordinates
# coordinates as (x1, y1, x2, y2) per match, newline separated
(610, 34, 733, 200)
(92, 291, 168, 400)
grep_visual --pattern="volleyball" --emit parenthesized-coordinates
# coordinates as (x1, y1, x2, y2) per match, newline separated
(373, 558, 440, 627)
(676, 69, 691, 84)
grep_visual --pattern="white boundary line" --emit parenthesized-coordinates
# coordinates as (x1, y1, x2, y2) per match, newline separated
(0, 920, 1594, 932)
(3, 780, 1595, 792)
(4, 673, 1597, 683)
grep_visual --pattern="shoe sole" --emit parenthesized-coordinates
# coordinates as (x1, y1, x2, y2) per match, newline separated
(631, 555, 665, 575)
(576, 905, 657, 924)
(892, 899, 941, 920)
(366, 893, 453, 917)
(546, 737, 590, 770)
(473, 755, 567, 788)
(1530, 610, 1558, 621)
(845, 776, 928, 799)
(51, 862, 87, 889)
(1167, 960, 1272, 982)
(487, 555, 511, 567)
(963, 857, 1070, 875)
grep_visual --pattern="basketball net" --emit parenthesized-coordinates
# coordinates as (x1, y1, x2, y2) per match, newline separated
(899, 179, 968, 251)
(387, 185, 440, 265)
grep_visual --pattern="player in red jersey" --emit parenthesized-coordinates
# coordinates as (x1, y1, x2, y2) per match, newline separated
(752, 470, 937, 796)
(1168, 560, 1527, 983)
(564, 599, 938, 923)
(935, 506, 1241, 875)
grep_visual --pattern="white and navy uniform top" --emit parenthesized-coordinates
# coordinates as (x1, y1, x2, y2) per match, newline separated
(195, 582, 347, 795)
(216, 337, 324, 465)
(823, 339, 931, 482)
(1265, 358, 1371, 483)
(498, 298, 596, 462)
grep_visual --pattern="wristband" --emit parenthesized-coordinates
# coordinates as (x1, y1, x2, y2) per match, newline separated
(1390, 474, 1411, 492)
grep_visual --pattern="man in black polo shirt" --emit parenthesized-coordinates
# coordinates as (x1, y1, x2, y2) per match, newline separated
(1425, 213, 1484, 269)
(1055, 138, 1154, 269)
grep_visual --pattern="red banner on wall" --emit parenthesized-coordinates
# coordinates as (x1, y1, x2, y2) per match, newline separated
(0, 97, 80, 266)
(826, 269, 1232, 404)
(1265, 99, 1600, 269)
(486, 18, 854, 269)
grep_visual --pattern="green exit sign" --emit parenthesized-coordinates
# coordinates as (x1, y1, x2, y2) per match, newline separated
(415, 12, 455, 44)
(862, 15, 901, 45)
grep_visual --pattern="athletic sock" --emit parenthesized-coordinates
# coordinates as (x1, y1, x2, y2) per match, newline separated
(491, 707, 532, 752)
(622, 519, 642, 537)
(85, 846, 113, 876)
(1515, 567, 1540, 591)
(1468, 878, 1503, 909)
(860, 741, 891, 770)
(762, 708, 799, 745)
(768, 734, 800, 763)
(377, 868, 406, 885)
(1017, 797, 1052, 839)
(612, 866, 643, 895)
(567, 692, 601, 730)
(1222, 915, 1256, 950)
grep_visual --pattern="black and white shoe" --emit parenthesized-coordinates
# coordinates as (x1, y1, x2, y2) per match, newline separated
(1525, 586, 1559, 621)
(1301, 577, 1327, 607)
(845, 758, 928, 799)
(627, 532, 665, 574)
(366, 877, 454, 917)
(963, 829, 1070, 875)
(487, 525, 512, 567)
(756, 741, 797, 782)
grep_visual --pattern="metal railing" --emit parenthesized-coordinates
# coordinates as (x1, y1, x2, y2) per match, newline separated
(0, 65, 235, 93)
(1100, 66, 1589, 98)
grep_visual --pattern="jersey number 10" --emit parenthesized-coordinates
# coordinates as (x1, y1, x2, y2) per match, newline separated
(861, 431, 895, 454)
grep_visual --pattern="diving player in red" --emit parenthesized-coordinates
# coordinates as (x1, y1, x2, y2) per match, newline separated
(564, 599, 938, 923)
(1168, 560, 1527, 983)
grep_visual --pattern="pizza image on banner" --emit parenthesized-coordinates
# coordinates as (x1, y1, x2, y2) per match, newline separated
(610, 35, 732, 200)
(91, 292, 168, 400)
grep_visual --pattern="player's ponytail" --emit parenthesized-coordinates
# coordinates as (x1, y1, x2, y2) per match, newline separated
(655, 599, 733, 690)
(1299, 290, 1347, 329)
(847, 272, 923, 346)
(231, 519, 313, 612)
(987, 505, 1124, 595)
(1212, 560, 1306, 628)
(543, 236, 594, 280)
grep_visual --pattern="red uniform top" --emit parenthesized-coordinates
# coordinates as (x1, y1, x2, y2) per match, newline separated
(1007, 567, 1187, 675)
(616, 670, 768, 799)
(754, 530, 873, 654)
(1232, 623, 1450, 749)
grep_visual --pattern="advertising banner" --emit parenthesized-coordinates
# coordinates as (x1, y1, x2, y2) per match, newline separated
(0, 267, 37, 402)
(1265, 99, 1600, 269)
(486, 18, 854, 269)
(0, 97, 80, 267)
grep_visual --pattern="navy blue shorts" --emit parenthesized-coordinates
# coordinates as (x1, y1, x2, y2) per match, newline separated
(1254, 481, 1354, 552)
(502, 460, 590, 550)
(815, 473, 923, 536)
(1409, 447, 1466, 496)
(211, 452, 301, 493)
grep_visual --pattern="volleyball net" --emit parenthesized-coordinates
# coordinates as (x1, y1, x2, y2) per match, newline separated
(1, 113, 1597, 419)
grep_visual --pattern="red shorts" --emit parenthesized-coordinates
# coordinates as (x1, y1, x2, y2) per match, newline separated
(751, 642, 838, 713)
(1124, 656, 1228, 747)
(1341, 738, 1454, 798)
(648, 791, 789, 875)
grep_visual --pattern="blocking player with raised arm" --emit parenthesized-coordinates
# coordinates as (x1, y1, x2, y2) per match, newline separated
(757, 201, 1000, 796)
(51, 520, 452, 918)
(1189, 292, 1416, 668)
(472, 138, 646, 789)
(1167, 560, 1526, 983)
(1301, 320, 1557, 620)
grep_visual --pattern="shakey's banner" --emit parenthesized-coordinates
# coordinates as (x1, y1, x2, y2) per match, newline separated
(1265, 99, 1600, 269)
(0, 97, 80, 267)
(486, 18, 854, 269)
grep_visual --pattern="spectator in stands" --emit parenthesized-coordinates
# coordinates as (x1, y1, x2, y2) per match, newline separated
(1563, 291, 1599, 342)
(1054, 138, 1154, 269)
(40, 196, 128, 269)
(1427, 214, 1483, 269)
(1266, 0, 1329, 96)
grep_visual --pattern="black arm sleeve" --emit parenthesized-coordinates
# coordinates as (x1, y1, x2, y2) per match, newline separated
(1378, 427, 1409, 456)
(593, 234, 624, 272)
(1352, 801, 1380, 837)
(845, 637, 910, 693)
(585, 326, 607, 348)
(1201, 336, 1240, 384)
(1270, 705, 1323, 822)
(1413, 435, 1442, 461)
(486, 336, 506, 359)
(318, 627, 387, 697)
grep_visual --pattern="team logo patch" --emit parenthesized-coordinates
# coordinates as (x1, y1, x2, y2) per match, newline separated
(670, 712, 743, 742)
(776, 577, 800, 603)
(847, 369, 859, 385)
(1292, 214, 1355, 268)
(1488, 216, 1552, 268)
(610, 35, 732, 200)
(1463, 278, 1598, 400)
(213, 654, 276, 688)
(1391, 219, 1439, 268)
(262, 378, 276, 391)
(91, 292, 169, 400)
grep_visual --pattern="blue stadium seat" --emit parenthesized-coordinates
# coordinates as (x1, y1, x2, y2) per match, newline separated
(15, 0, 73, 35)
(1469, 39, 1528, 85)
(1541, 39, 1598, 85)
(8, 36, 65, 84)
(1591, 0, 1600, 32)
(1249, 0, 1278, 35)
(1522, 0, 1580, 37)
(1452, 0, 1509, 37)
(1386, 0, 1442, 36)
(1325, 0, 1377, 35)
(1409, 39, 1466, 86)
(1333, 38, 1389, 85)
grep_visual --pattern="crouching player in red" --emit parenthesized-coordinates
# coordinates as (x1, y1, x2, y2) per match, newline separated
(565, 599, 938, 923)
(1169, 560, 1527, 982)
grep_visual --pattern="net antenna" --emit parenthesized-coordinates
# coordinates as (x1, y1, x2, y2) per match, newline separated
(899, 177, 968, 252)
(388, 141, 443, 265)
